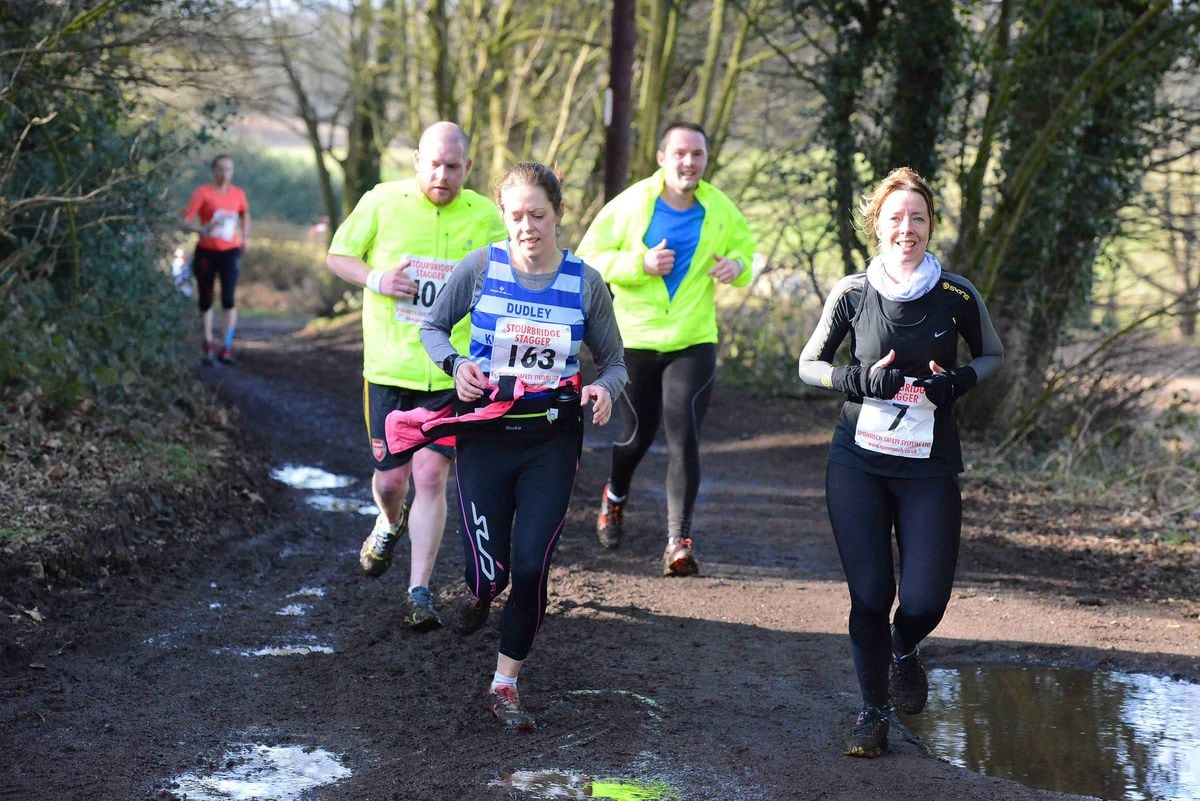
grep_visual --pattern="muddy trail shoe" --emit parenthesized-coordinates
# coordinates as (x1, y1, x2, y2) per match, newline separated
(217, 346, 235, 365)
(488, 685, 536, 732)
(359, 510, 406, 578)
(453, 593, 491, 635)
(890, 648, 929, 714)
(843, 705, 890, 758)
(662, 537, 698, 577)
(596, 484, 625, 550)
(201, 343, 216, 366)
(405, 585, 443, 632)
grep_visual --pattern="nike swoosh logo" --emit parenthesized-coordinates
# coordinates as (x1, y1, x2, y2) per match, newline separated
(934, 330, 949, 338)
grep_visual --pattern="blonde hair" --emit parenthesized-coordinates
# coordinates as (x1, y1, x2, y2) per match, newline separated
(858, 167, 935, 252)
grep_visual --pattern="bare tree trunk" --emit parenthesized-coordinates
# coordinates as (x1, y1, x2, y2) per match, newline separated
(393, 0, 422, 145)
(462, 0, 516, 189)
(635, 0, 680, 176)
(1181, 186, 1199, 340)
(707, 0, 765, 174)
(883, 0, 957, 178)
(1161, 160, 1200, 339)
(603, 0, 636, 200)
(950, 0, 1013, 269)
(693, 0, 725, 126)
(276, 38, 340, 237)
(545, 18, 602, 166)
(429, 0, 456, 122)
(343, 0, 383, 215)
(822, 2, 885, 275)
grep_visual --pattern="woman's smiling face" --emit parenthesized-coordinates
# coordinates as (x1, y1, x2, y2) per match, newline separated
(876, 189, 931, 273)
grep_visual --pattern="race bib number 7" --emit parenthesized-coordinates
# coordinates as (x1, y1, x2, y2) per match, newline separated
(393, 256, 456, 325)
(489, 317, 570, 390)
(854, 379, 935, 459)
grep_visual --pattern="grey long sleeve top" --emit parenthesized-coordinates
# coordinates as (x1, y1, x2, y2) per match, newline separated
(420, 246, 628, 401)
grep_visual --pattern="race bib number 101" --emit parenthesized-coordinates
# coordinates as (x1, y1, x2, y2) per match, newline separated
(854, 379, 936, 459)
(489, 317, 570, 390)
(393, 256, 457, 325)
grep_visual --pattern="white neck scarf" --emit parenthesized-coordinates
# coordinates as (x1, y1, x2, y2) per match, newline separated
(866, 252, 942, 302)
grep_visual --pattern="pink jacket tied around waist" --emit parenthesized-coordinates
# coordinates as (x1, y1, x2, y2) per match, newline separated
(385, 374, 585, 459)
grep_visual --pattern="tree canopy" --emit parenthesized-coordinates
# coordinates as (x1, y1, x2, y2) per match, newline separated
(4, 0, 1199, 439)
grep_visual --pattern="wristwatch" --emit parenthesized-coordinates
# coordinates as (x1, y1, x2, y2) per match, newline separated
(442, 355, 459, 377)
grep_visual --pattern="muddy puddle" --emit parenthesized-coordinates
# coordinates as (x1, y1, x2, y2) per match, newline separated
(904, 664, 1200, 801)
(269, 464, 376, 515)
(169, 743, 349, 800)
(269, 464, 354, 490)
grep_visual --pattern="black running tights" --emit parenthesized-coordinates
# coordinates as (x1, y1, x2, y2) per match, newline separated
(608, 343, 716, 540)
(193, 245, 240, 312)
(455, 427, 579, 661)
(825, 461, 962, 707)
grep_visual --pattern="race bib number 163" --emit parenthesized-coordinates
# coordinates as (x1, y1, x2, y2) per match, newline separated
(489, 317, 570, 390)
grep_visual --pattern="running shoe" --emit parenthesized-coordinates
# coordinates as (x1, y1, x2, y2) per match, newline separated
(843, 705, 890, 758)
(890, 647, 929, 714)
(217, 346, 235, 365)
(358, 510, 406, 578)
(201, 343, 215, 366)
(453, 592, 491, 635)
(405, 585, 443, 632)
(488, 685, 536, 732)
(596, 483, 625, 550)
(662, 537, 699, 577)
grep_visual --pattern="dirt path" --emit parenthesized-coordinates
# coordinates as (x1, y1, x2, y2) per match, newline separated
(2, 318, 1197, 801)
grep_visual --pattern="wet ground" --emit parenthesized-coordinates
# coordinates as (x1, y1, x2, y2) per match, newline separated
(906, 665, 1200, 800)
(2, 317, 1198, 801)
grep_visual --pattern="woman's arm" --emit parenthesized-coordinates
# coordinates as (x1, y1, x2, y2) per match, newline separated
(954, 275, 1004, 384)
(797, 275, 861, 391)
(420, 247, 488, 374)
(581, 268, 628, 401)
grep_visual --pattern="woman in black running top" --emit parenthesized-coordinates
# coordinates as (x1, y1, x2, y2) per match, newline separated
(419, 163, 627, 732)
(797, 167, 1003, 758)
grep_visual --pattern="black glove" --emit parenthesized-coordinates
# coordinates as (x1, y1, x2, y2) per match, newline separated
(831, 364, 905, 400)
(915, 367, 977, 407)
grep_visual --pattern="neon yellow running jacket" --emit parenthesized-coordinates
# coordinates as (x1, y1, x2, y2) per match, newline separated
(577, 170, 755, 352)
(329, 179, 506, 390)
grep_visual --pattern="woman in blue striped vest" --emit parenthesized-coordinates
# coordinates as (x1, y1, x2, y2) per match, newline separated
(421, 162, 628, 731)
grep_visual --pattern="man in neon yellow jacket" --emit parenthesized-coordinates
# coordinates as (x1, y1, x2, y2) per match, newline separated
(577, 120, 755, 577)
(326, 122, 506, 629)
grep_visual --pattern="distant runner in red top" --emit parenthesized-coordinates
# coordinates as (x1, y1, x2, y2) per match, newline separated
(181, 153, 250, 366)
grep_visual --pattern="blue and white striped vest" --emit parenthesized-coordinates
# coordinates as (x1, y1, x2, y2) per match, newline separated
(468, 242, 586, 390)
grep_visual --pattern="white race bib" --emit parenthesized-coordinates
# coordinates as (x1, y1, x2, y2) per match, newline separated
(489, 317, 570, 390)
(393, 257, 456, 325)
(854, 378, 935, 459)
(209, 209, 239, 242)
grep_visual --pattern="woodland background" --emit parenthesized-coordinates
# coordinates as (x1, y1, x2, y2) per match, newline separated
(1, 0, 1198, 546)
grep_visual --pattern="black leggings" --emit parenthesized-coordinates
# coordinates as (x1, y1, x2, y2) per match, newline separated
(455, 426, 580, 661)
(825, 460, 962, 707)
(193, 246, 240, 312)
(609, 343, 716, 540)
